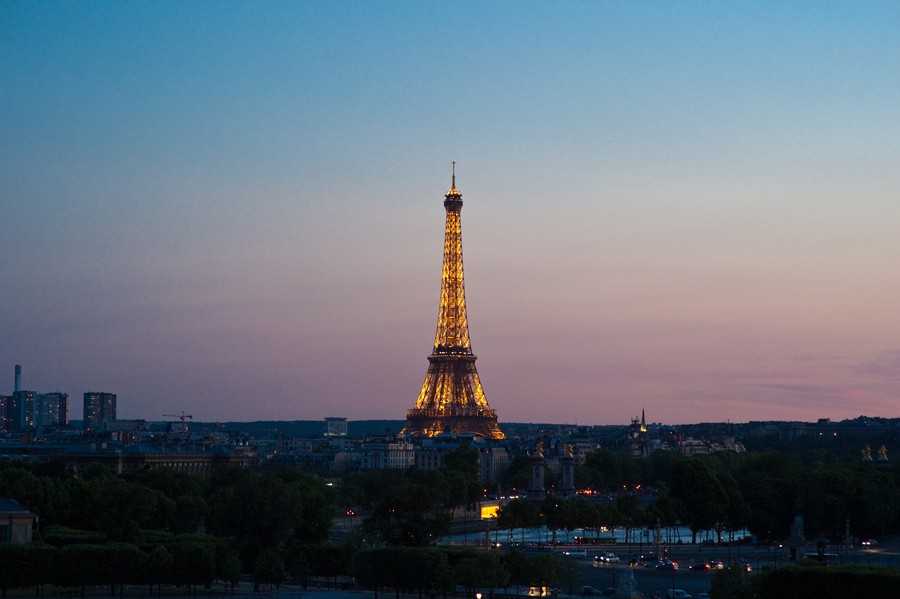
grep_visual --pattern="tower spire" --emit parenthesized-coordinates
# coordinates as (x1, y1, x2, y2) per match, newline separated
(448, 161, 459, 195)
(402, 172, 504, 439)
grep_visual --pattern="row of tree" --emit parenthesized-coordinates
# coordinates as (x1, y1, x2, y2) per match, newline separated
(0, 537, 231, 597)
(0, 462, 335, 569)
(511, 447, 900, 541)
(5, 440, 900, 552)
(0, 537, 564, 599)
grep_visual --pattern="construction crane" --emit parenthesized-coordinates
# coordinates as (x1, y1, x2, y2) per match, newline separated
(162, 412, 193, 427)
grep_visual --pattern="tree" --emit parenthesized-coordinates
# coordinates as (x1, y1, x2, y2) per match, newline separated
(616, 493, 642, 545)
(363, 470, 451, 547)
(452, 552, 510, 598)
(541, 495, 566, 544)
(206, 467, 333, 567)
(504, 455, 533, 492)
(717, 473, 751, 541)
(145, 546, 173, 595)
(557, 554, 582, 596)
(443, 445, 483, 524)
(173, 495, 209, 534)
(0, 543, 29, 597)
(253, 549, 286, 590)
(168, 542, 217, 592)
(528, 553, 559, 587)
(709, 566, 752, 599)
(497, 499, 541, 544)
(669, 459, 726, 543)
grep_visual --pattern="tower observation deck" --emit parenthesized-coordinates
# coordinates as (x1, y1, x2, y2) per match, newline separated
(402, 166, 504, 439)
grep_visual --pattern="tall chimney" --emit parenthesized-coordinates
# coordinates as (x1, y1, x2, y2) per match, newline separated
(14, 365, 21, 393)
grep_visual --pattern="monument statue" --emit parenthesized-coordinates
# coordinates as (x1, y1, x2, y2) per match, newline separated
(565, 444, 574, 457)
(534, 442, 544, 457)
(862, 445, 873, 461)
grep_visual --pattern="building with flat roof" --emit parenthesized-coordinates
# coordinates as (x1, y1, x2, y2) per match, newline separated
(324, 417, 348, 437)
(83, 392, 116, 432)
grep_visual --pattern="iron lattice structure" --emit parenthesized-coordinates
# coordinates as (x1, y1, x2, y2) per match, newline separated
(403, 169, 505, 439)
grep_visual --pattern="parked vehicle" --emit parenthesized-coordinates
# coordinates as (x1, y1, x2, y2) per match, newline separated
(666, 590, 691, 599)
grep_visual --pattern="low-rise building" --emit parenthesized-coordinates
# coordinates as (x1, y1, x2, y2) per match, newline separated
(0, 497, 36, 543)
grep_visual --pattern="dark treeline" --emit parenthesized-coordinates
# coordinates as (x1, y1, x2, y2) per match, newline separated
(520, 446, 900, 542)
(2, 439, 900, 596)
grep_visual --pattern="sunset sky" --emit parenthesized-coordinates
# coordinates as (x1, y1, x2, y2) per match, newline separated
(2, 2, 899, 425)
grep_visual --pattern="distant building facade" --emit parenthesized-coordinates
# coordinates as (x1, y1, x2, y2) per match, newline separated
(0, 395, 11, 432)
(35, 392, 69, 428)
(360, 439, 415, 469)
(83, 392, 116, 432)
(10, 390, 36, 431)
(324, 417, 348, 437)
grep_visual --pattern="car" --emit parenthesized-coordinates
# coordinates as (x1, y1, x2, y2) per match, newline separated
(644, 560, 663, 568)
(862, 539, 878, 547)
(564, 548, 587, 557)
(707, 561, 724, 570)
(658, 560, 678, 571)
(689, 563, 710, 572)
(665, 590, 691, 599)
(595, 552, 620, 563)
(732, 560, 751, 572)
(580, 586, 602, 596)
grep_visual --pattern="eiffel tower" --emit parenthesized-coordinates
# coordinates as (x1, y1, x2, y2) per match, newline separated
(402, 165, 505, 439)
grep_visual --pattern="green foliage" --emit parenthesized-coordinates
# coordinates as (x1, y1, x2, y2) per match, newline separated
(42, 525, 106, 547)
(0, 543, 53, 592)
(754, 563, 900, 599)
(503, 550, 558, 588)
(352, 547, 451, 594)
(206, 466, 334, 566)
(283, 542, 354, 580)
(168, 541, 217, 588)
(146, 546, 174, 585)
(505, 454, 533, 491)
(557, 554, 583, 595)
(709, 566, 752, 599)
(497, 498, 542, 542)
(452, 551, 510, 592)
(669, 459, 727, 541)
(362, 469, 452, 546)
(253, 548, 286, 587)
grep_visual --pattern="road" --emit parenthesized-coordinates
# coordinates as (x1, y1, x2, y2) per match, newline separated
(580, 562, 714, 598)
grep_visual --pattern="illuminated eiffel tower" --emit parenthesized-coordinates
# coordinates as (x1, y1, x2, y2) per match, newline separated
(402, 165, 504, 439)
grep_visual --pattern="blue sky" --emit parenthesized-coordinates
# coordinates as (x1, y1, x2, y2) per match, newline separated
(2, 2, 899, 424)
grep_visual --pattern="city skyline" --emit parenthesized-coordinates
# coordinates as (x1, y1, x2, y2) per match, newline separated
(2, 3, 900, 425)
